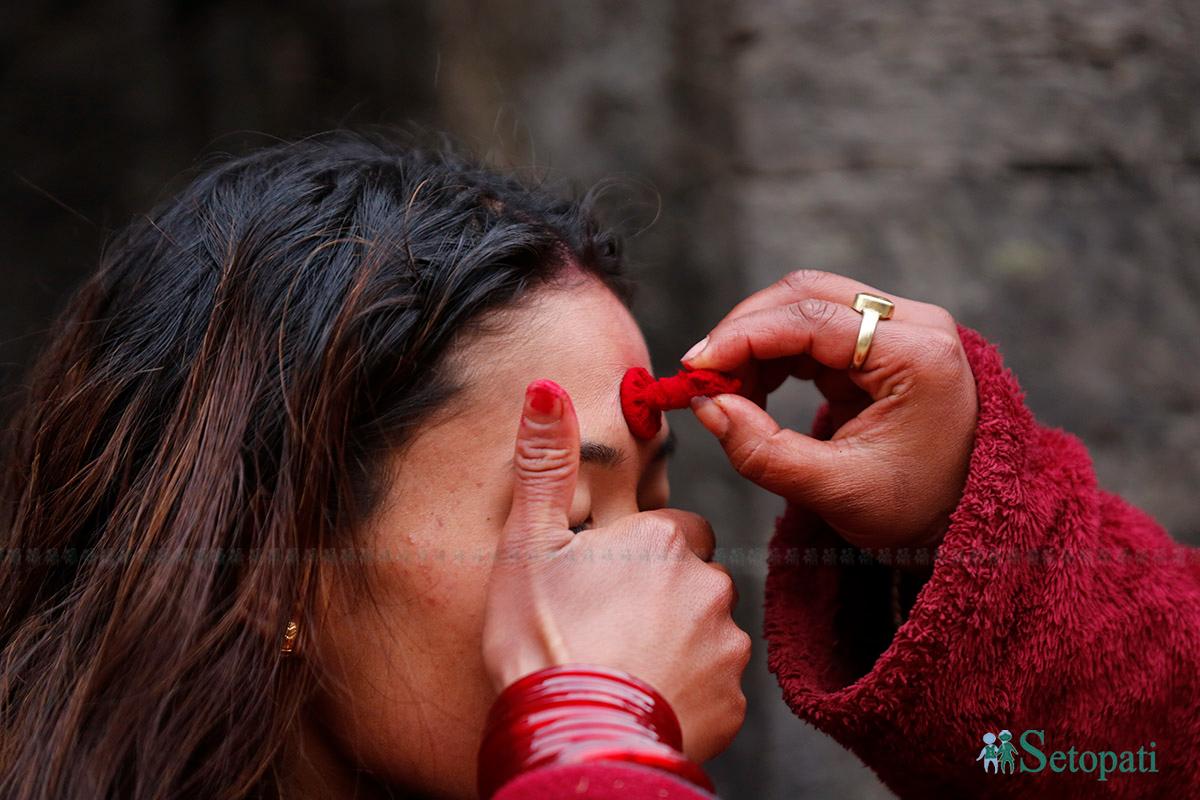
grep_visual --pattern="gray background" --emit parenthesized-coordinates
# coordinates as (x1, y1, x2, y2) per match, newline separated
(3, 2, 1197, 796)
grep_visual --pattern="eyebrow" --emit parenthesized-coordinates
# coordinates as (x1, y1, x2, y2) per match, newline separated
(580, 427, 677, 468)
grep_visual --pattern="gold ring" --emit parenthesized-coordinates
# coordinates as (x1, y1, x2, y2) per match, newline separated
(850, 292, 895, 369)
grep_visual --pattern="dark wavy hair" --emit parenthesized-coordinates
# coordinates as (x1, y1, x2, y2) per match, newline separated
(0, 131, 633, 799)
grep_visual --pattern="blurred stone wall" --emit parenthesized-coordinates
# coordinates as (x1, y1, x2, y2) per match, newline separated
(3, 2, 1197, 797)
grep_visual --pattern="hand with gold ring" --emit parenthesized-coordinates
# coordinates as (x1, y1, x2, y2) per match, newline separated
(681, 269, 978, 550)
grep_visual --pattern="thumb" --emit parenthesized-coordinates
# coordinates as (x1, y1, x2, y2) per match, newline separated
(690, 392, 861, 510)
(501, 379, 580, 557)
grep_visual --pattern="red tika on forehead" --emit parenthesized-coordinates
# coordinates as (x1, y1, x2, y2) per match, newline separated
(620, 366, 743, 439)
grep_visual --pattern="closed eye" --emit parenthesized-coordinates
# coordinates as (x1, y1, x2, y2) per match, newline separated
(578, 428, 676, 468)
(570, 428, 675, 534)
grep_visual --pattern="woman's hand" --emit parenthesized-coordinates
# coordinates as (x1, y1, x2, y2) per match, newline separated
(481, 379, 751, 762)
(683, 269, 979, 552)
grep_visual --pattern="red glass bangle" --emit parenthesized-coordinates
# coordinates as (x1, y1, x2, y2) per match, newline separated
(477, 664, 715, 799)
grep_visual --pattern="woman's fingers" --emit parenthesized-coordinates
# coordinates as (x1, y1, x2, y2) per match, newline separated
(690, 392, 868, 510)
(684, 270, 951, 351)
(500, 379, 579, 556)
(699, 269, 906, 329)
(486, 388, 751, 747)
(681, 270, 956, 372)
(680, 271, 979, 550)
(684, 299, 936, 401)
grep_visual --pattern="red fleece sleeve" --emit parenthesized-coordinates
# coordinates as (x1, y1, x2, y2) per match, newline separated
(763, 323, 1200, 797)
(493, 761, 717, 800)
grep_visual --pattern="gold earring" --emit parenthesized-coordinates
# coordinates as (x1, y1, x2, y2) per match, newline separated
(280, 620, 299, 655)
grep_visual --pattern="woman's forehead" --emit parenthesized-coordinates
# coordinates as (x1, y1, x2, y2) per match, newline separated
(476, 281, 648, 404)
(441, 277, 652, 442)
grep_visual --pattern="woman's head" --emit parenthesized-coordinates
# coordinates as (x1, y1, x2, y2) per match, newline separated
(0, 132, 672, 798)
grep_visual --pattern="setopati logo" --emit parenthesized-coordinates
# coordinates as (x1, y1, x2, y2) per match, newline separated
(976, 729, 1158, 782)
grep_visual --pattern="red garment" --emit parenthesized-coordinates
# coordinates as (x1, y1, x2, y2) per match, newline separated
(496, 324, 1200, 798)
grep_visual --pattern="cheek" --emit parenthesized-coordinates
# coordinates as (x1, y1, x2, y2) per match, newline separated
(399, 515, 495, 659)
(312, 500, 503, 794)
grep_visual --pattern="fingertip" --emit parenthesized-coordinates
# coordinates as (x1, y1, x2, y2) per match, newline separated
(690, 395, 729, 438)
(709, 392, 780, 440)
(710, 392, 758, 418)
(684, 331, 739, 371)
(680, 335, 710, 367)
(523, 379, 569, 424)
(684, 350, 720, 370)
(508, 380, 580, 540)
